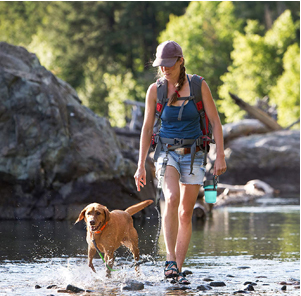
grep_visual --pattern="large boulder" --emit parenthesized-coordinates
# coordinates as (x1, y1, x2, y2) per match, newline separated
(208, 122, 300, 195)
(0, 42, 156, 220)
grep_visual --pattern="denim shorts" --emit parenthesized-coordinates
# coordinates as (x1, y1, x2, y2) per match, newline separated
(155, 150, 205, 185)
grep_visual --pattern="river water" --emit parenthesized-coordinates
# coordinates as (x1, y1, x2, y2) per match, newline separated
(0, 196, 299, 295)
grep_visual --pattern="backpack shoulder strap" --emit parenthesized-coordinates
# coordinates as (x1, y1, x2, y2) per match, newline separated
(190, 74, 204, 108)
(155, 77, 168, 118)
(190, 74, 210, 138)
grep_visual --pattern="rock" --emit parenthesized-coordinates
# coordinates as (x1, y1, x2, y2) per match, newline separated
(208, 128, 300, 194)
(234, 290, 249, 294)
(244, 284, 255, 291)
(243, 281, 257, 286)
(209, 281, 226, 287)
(281, 285, 287, 291)
(122, 280, 144, 291)
(35, 285, 42, 289)
(197, 284, 212, 291)
(66, 284, 85, 293)
(203, 277, 214, 282)
(182, 269, 193, 276)
(0, 42, 156, 220)
(47, 285, 58, 289)
(166, 286, 191, 291)
(237, 266, 250, 269)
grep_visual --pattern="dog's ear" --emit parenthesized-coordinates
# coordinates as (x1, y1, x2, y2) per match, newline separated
(75, 208, 86, 224)
(103, 206, 110, 224)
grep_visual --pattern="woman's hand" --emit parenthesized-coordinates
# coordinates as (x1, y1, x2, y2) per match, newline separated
(213, 155, 227, 176)
(134, 166, 147, 192)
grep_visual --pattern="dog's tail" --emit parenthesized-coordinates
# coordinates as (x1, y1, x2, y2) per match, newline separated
(125, 200, 153, 216)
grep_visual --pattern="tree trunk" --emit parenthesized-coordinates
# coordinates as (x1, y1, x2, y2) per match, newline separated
(229, 92, 283, 131)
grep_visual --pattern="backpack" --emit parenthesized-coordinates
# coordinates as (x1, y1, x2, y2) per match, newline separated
(152, 74, 215, 167)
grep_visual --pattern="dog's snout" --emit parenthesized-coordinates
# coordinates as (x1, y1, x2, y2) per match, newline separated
(90, 220, 96, 225)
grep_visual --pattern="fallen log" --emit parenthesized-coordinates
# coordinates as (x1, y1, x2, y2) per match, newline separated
(223, 119, 270, 144)
(193, 179, 277, 219)
(229, 92, 283, 131)
(214, 179, 277, 207)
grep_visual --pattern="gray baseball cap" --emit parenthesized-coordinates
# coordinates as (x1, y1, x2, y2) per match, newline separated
(152, 40, 183, 67)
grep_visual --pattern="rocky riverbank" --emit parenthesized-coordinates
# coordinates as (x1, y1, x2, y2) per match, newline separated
(33, 265, 300, 295)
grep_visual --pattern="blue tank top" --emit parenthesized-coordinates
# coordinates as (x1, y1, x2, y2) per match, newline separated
(159, 100, 202, 139)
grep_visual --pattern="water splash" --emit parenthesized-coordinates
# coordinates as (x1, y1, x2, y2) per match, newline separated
(152, 189, 162, 258)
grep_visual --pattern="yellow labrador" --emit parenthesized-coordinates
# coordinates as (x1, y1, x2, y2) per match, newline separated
(75, 200, 153, 276)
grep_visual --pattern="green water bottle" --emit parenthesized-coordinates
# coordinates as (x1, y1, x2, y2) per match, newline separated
(204, 175, 218, 203)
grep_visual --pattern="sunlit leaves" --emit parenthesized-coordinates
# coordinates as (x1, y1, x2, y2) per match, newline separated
(270, 44, 300, 128)
(217, 10, 299, 125)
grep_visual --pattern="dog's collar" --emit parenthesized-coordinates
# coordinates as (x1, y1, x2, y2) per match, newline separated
(94, 221, 108, 234)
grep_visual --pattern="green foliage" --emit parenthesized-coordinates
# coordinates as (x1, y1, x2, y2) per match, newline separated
(218, 10, 299, 124)
(32, 2, 188, 125)
(159, 1, 243, 116)
(77, 60, 145, 127)
(0, 1, 299, 128)
(270, 44, 300, 128)
(103, 70, 145, 127)
(0, 2, 48, 45)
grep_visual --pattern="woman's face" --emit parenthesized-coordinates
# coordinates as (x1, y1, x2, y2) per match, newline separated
(160, 58, 183, 81)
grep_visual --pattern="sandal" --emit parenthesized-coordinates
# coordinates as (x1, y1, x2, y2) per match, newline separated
(177, 272, 190, 285)
(164, 261, 179, 278)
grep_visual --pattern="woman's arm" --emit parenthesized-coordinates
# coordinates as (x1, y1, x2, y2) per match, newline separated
(201, 80, 227, 176)
(134, 83, 157, 191)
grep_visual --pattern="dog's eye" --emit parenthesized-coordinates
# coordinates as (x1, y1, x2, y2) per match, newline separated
(87, 211, 92, 215)
(96, 212, 101, 215)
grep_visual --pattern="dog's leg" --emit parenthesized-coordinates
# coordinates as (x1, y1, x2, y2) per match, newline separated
(88, 246, 97, 273)
(132, 243, 140, 275)
(104, 252, 115, 278)
(124, 230, 140, 275)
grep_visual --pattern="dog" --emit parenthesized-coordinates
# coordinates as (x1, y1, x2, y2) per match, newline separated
(75, 199, 153, 276)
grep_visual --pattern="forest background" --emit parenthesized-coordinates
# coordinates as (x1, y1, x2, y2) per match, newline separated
(1, 1, 299, 128)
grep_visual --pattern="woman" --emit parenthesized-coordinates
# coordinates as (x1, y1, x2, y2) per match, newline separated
(134, 40, 227, 284)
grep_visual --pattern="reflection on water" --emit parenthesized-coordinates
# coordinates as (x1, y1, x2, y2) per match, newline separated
(0, 197, 299, 295)
(187, 204, 300, 261)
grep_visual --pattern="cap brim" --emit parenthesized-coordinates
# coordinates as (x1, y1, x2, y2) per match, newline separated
(152, 57, 178, 67)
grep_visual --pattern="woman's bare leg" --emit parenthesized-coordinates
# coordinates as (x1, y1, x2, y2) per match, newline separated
(175, 183, 200, 272)
(162, 165, 180, 275)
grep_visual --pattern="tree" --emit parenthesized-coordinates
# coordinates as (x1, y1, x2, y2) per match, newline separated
(270, 43, 300, 127)
(0, 2, 48, 45)
(218, 10, 299, 125)
(30, 1, 189, 122)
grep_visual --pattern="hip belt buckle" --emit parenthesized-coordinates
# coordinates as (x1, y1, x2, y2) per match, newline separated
(174, 148, 186, 155)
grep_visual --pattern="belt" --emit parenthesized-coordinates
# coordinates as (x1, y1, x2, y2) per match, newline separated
(168, 145, 202, 155)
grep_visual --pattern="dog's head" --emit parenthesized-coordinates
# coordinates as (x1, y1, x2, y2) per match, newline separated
(75, 203, 110, 232)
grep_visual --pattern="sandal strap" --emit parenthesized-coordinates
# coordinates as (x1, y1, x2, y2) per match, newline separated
(178, 272, 190, 285)
(164, 261, 179, 277)
(165, 261, 177, 267)
(165, 261, 178, 271)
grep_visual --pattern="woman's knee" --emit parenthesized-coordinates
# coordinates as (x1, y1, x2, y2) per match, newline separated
(178, 207, 193, 225)
(164, 192, 180, 209)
